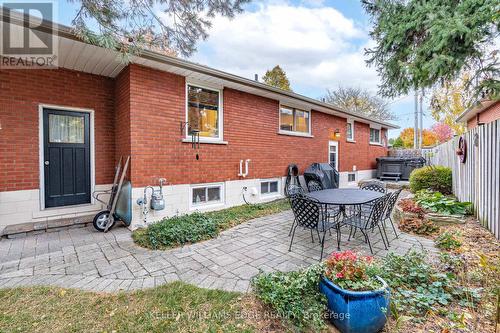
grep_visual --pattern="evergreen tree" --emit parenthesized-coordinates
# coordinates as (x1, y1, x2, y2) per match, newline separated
(363, 0, 499, 100)
(69, 0, 249, 57)
(262, 66, 292, 91)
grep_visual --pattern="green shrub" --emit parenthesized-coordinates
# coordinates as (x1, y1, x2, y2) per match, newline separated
(409, 165, 452, 194)
(252, 264, 327, 331)
(133, 213, 218, 249)
(414, 190, 472, 216)
(132, 199, 290, 250)
(378, 251, 455, 316)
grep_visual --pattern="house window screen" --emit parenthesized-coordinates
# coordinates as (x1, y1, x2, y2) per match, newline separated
(280, 106, 310, 134)
(329, 144, 338, 170)
(192, 185, 222, 205)
(261, 181, 279, 195)
(188, 85, 220, 138)
(295, 110, 309, 133)
(279, 107, 294, 131)
(370, 128, 381, 143)
(346, 122, 354, 141)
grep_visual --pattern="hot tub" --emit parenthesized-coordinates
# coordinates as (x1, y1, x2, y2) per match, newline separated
(376, 157, 426, 181)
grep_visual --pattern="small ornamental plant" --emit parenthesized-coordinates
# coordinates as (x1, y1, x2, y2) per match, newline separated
(398, 198, 425, 217)
(323, 251, 382, 291)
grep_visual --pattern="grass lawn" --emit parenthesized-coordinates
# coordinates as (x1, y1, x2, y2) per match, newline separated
(0, 281, 280, 333)
(133, 199, 290, 250)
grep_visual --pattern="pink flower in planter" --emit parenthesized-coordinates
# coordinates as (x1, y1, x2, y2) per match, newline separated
(364, 256, 374, 263)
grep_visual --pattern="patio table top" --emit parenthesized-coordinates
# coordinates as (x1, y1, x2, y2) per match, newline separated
(306, 188, 384, 205)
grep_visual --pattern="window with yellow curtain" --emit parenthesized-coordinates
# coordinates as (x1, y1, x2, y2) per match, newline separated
(294, 109, 309, 133)
(279, 106, 310, 134)
(187, 85, 220, 138)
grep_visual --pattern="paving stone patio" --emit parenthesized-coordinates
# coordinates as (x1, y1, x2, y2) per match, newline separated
(0, 211, 437, 293)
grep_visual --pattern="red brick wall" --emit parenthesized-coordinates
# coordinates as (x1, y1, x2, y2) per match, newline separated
(467, 101, 500, 129)
(0, 68, 115, 191)
(126, 64, 388, 187)
(0, 64, 388, 191)
(114, 67, 132, 175)
(342, 122, 387, 171)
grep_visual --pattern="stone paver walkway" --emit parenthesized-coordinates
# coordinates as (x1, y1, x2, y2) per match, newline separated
(0, 211, 436, 293)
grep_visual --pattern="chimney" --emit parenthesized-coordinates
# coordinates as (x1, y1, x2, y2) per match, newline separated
(254, 74, 258, 82)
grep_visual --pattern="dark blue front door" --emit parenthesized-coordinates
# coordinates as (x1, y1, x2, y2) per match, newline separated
(43, 109, 91, 208)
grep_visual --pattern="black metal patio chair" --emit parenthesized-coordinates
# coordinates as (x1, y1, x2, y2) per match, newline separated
(382, 189, 402, 238)
(305, 180, 341, 225)
(360, 180, 386, 193)
(289, 196, 340, 260)
(286, 185, 306, 236)
(286, 183, 306, 198)
(358, 180, 387, 234)
(341, 195, 390, 254)
(307, 180, 323, 192)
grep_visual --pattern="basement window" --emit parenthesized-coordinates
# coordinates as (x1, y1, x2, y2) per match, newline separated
(348, 173, 356, 182)
(261, 180, 279, 196)
(191, 183, 224, 207)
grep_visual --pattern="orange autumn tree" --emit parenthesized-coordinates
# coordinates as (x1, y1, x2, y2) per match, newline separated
(430, 74, 471, 135)
(397, 128, 439, 148)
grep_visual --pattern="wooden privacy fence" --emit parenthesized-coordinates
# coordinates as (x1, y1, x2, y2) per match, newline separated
(430, 119, 500, 239)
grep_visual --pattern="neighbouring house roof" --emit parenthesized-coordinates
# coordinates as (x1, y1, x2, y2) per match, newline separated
(0, 8, 399, 130)
(456, 99, 499, 122)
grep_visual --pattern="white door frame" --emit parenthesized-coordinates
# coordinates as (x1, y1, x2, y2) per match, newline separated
(38, 104, 95, 210)
(328, 140, 339, 170)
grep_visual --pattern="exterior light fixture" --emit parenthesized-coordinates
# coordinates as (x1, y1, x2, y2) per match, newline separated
(334, 129, 341, 138)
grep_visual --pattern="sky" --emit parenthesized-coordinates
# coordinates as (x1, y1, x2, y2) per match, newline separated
(54, 0, 437, 138)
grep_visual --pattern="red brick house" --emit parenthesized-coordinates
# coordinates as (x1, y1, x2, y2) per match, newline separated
(456, 99, 500, 129)
(0, 13, 397, 231)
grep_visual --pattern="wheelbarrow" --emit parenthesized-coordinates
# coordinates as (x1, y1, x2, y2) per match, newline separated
(92, 156, 132, 232)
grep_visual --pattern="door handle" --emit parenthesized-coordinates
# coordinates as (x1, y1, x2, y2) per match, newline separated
(44, 161, 50, 165)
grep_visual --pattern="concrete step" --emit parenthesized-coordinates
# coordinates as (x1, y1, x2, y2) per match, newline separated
(1, 215, 94, 239)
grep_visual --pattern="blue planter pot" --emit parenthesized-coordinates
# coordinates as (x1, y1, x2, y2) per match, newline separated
(319, 276, 390, 333)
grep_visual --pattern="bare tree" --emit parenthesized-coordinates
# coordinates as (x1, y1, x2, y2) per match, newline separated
(71, 0, 249, 58)
(324, 86, 396, 121)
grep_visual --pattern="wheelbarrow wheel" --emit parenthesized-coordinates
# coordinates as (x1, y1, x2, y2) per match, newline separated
(93, 210, 115, 232)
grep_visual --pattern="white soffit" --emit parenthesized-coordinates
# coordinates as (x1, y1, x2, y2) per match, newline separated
(57, 36, 126, 77)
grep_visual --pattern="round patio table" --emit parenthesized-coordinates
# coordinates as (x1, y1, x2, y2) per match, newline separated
(306, 188, 384, 205)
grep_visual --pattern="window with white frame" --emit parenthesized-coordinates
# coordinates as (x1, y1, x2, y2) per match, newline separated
(346, 120, 354, 141)
(191, 184, 223, 206)
(279, 106, 310, 134)
(369, 128, 381, 144)
(187, 84, 222, 140)
(348, 173, 356, 182)
(328, 141, 338, 171)
(261, 180, 279, 196)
